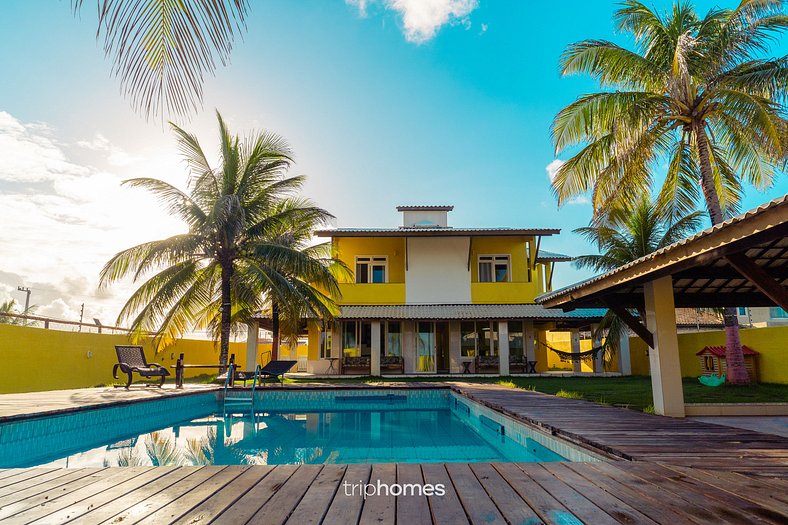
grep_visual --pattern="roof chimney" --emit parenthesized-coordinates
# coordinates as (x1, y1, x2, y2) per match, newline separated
(396, 205, 453, 228)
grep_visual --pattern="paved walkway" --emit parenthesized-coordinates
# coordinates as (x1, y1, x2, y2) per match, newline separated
(690, 416, 788, 438)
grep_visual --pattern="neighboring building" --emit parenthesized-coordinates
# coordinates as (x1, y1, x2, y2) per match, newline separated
(255, 205, 605, 376)
(736, 306, 788, 328)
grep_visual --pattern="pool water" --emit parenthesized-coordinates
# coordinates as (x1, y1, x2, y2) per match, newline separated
(0, 389, 600, 468)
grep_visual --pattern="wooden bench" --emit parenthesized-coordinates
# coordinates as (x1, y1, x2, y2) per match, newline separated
(342, 356, 371, 375)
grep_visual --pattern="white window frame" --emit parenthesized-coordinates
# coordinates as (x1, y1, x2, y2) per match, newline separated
(478, 254, 511, 283)
(355, 256, 388, 284)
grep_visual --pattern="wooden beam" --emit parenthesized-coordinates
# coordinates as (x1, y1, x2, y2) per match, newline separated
(604, 300, 654, 349)
(725, 253, 788, 310)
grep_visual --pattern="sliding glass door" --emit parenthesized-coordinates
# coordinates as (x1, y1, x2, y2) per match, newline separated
(416, 322, 436, 373)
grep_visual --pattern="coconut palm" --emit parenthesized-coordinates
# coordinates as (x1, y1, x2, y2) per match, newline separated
(552, 0, 787, 384)
(575, 197, 705, 365)
(100, 111, 341, 367)
(72, 1, 249, 122)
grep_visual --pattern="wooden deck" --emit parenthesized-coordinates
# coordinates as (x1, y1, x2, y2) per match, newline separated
(0, 461, 786, 524)
(1, 383, 787, 523)
(453, 383, 788, 476)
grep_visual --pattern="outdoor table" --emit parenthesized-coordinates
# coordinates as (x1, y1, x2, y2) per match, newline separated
(461, 360, 473, 374)
(324, 357, 340, 375)
(172, 352, 236, 388)
(527, 361, 538, 373)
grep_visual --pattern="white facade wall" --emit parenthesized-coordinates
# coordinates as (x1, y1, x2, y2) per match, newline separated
(405, 237, 471, 304)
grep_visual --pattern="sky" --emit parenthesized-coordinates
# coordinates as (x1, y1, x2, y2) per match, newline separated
(0, 0, 786, 330)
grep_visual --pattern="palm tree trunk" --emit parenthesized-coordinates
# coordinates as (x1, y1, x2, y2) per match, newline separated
(219, 265, 232, 370)
(271, 302, 280, 361)
(695, 122, 750, 385)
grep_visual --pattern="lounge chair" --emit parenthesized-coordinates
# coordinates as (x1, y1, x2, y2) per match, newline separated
(113, 345, 170, 389)
(258, 360, 297, 385)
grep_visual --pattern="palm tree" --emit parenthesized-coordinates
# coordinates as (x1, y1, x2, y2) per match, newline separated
(72, 1, 249, 122)
(551, 0, 787, 384)
(100, 111, 341, 366)
(575, 197, 705, 364)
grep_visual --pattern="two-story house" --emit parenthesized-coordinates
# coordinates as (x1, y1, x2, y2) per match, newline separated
(277, 205, 603, 376)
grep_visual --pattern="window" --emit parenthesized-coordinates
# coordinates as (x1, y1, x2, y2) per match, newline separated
(737, 307, 747, 315)
(461, 322, 477, 357)
(703, 356, 714, 371)
(385, 322, 402, 356)
(320, 325, 332, 359)
(478, 255, 510, 282)
(770, 307, 788, 319)
(355, 256, 387, 283)
(342, 321, 373, 357)
(508, 321, 524, 358)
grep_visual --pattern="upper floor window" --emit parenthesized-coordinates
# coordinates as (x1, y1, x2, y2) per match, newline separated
(356, 256, 387, 283)
(478, 255, 510, 282)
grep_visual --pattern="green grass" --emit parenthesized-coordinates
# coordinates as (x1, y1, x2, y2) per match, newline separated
(289, 375, 788, 412)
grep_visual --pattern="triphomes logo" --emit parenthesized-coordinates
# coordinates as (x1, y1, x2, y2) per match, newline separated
(343, 480, 446, 499)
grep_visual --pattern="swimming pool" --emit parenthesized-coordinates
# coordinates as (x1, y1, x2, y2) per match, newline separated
(0, 388, 602, 467)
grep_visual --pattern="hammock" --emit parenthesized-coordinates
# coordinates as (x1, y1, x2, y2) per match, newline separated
(539, 341, 606, 363)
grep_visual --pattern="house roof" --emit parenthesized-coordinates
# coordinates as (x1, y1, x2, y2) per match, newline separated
(675, 309, 724, 328)
(396, 205, 454, 211)
(536, 195, 788, 309)
(332, 303, 605, 321)
(315, 227, 561, 238)
(536, 249, 572, 262)
(696, 345, 758, 357)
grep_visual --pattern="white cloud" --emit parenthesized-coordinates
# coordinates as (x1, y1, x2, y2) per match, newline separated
(0, 112, 185, 325)
(545, 159, 564, 183)
(77, 133, 139, 166)
(347, 0, 479, 43)
(545, 159, 589, 205)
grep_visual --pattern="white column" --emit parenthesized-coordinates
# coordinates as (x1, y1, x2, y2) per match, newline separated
(245, 320, 259, 370)
(498, 321, 510, 376)
(570, 329, 582, 373)
(592, 323, 604, 373)
(449, 321, 462, 373)
(524, 320, 536, 364)
(644, 276, 685, 417)
(618, 331, 632, 375)
(371, 321, 382, 376)
(331, 323, 342, 359)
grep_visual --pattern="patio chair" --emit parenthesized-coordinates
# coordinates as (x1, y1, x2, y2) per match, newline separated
(259, 360, 298, 385)
(113, 345, 170, 389)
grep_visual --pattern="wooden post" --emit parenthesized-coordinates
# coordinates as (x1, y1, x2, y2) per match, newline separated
(644, 276, 685, 417)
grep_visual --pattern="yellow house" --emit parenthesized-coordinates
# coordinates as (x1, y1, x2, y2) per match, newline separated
(251, 205, 605, 376)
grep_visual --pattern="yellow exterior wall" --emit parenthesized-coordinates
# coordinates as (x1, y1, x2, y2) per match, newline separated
(0, 324, 246, 394)
(334, 237, 406, 304)
(628, 325, 788, 383)
(544, 331, 596, 371)
(470, 236, 543, 303)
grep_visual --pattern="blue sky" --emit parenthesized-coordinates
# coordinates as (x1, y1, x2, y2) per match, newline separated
(0, 0, 785, 324)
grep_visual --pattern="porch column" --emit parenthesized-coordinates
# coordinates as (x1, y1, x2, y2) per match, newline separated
(524, 320, 536, 363)
(331, 323, 342, 359)
(591, 323, 604, 373)
(570, 329, 582, 373)
(449, 321, 462, 373)
(245, 320, 259, 370)
(644, 275, 685, 417)
(371, 321, 382, 376)
(618, 331, 632, 375)
(498, 321, 510, 376)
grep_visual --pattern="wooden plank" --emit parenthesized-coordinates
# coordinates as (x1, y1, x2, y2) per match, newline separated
(244, 464, 322, 525)
(322, 464, 372, 525)
(420, 463, 469, 525)
(0, 469, 90, 501)
(27, 467, 177, 525)
(1, 467, 143, 523)
(63, 467, 196, 525)
(94, 467, 218, 524)
(395, 464, 432, 525)
(286, 465, 347, 525)
(666, 465, 788, 506)
(131, 466, 249, 524)
(468, 463, 542, 525)
(493, 462, 581, 525)
(564, 463, 701, 525)
(172, 466, 274, 525)
(520, 463, 620, 525)
(359, 463, 397, 525)
(211, 464, 299, 524)
(0, 468, 59, 490)
(445, 462, 506, 525)
(542, 462, 660, 525)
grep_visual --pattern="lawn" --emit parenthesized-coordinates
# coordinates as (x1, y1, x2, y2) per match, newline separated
(289, 375, 788, 412)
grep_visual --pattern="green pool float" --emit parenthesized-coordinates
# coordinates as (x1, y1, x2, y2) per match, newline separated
(698, 374, 725, 387)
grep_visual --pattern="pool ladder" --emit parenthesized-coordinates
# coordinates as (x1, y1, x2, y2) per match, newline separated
(223, 363, 261, 414)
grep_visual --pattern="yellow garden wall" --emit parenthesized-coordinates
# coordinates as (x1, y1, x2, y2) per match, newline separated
(628, 325, 788, 383)
(0, 323, 246, 394)
(543, 331, 598, 372)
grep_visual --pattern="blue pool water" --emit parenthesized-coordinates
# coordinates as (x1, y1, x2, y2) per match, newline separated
(0, 389, 600, 468)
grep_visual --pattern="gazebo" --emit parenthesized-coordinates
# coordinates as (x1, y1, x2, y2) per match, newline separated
(536, 195, 788, 416)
